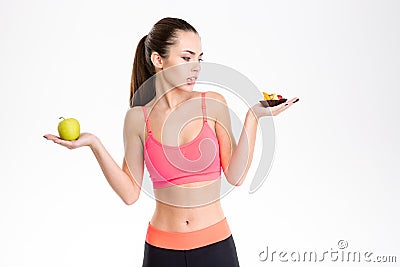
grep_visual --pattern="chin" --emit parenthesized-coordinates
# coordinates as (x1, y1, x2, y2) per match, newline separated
(177, 84, 195, 92)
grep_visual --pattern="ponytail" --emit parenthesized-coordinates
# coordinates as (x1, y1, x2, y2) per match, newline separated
(130, 35, 155, 107)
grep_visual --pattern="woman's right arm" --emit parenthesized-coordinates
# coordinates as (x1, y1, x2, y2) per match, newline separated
(44, 107, 145, 205)
(90, 134, 142, 205)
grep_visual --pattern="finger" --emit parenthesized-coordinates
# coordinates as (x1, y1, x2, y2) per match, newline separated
(43, 134, 60, 141)
(270, 101, 293, 116)
(269, 101, 290, 114)
(54, 138, 74, 147)
(287, 97, 299, 104)
(276, 97, 299, 112)
(44, 134, 73, 147)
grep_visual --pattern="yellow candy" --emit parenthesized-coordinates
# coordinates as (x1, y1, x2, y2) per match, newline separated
(262, 92, 271, 100)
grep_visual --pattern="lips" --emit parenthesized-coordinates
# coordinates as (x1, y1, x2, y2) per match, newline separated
(186, 76, 197, 85)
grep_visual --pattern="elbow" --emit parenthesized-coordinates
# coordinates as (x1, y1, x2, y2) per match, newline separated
(225, 166, 248, 186)
(229, 179, 244, 187)
(223, 161, 247, 187)
(122, 193, 140, 206)
(233, 180, 244, 187)
(123, 198, 137, 206)
(124, 199, 136, 206)
(226, 174, 245, 187)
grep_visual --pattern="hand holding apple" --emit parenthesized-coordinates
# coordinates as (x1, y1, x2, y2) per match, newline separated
(44, 117, 98, 149)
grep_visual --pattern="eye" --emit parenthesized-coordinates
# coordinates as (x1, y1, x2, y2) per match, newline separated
(182, 57, 191, 61)
(198, 58, 203, 62)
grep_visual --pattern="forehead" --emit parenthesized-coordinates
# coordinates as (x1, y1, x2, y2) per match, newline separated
(171, 30, 202, 53)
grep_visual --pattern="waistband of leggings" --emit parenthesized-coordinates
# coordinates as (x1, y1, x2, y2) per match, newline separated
(145, 217, 232, 250)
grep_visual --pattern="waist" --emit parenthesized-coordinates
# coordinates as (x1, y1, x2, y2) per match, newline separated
(153, 178, 222, 207)
(151, 198, 224, 229)
(145, 217, 232, 250)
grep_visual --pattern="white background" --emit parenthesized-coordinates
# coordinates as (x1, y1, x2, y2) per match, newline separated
(1, 0, 399, 266)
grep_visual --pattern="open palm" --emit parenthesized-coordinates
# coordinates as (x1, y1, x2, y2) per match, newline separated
(43, 132, 95, 149)
(251, 97, 299, 118)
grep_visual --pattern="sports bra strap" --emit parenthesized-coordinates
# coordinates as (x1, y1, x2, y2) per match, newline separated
(201, 92, 207, 123)
(143, 94, 206, 134)
(141, 106, 152, 134)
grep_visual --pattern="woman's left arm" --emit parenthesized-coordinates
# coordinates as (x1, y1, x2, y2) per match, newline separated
(210, 91, 299, 186)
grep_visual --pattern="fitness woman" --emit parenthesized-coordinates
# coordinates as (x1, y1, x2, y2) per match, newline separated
(44, 17, 299, 267)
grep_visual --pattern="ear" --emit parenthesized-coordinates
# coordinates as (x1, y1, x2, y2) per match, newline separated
(150, 52, 163, 70)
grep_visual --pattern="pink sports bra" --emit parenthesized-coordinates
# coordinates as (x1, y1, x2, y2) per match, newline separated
(142, 92, 221, 189)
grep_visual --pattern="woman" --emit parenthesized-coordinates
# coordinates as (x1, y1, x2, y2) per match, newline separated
(44, 17, 298, 267)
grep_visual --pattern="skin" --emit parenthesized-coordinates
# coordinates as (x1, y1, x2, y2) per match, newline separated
(44, 30, 299, 232)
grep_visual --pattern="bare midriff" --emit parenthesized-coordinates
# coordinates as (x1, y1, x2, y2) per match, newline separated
(150, 180, 225, 232)
(146, 179, 231, 250)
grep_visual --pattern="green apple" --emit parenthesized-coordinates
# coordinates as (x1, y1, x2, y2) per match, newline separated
(58, 117, 80, 141)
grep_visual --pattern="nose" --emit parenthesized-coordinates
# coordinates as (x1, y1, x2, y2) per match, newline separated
(191, 61, 201, 73)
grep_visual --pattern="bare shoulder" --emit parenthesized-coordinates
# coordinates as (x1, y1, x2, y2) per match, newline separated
(125, 106, 145, 121)
(204, 90, 227, 104)
(124, 106, 146, 135)
(202, 91, 230, 122)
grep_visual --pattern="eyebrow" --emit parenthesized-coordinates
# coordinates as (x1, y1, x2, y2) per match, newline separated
(182, 50, 203, 56)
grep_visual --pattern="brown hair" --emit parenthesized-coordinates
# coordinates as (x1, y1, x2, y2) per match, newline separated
(130, 17, 198, 107)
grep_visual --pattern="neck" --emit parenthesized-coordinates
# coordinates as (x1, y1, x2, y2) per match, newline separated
(154, 77, 192, 110)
